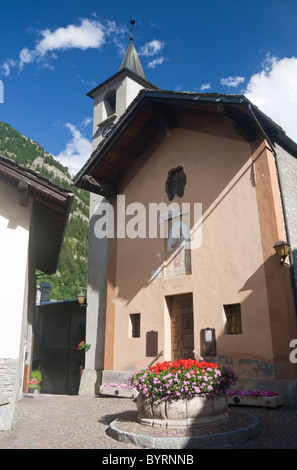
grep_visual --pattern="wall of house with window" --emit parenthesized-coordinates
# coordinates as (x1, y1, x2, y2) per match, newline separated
(103, 112, 296, 383)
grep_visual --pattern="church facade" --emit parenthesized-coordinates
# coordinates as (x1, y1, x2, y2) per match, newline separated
(74, 40, 297, 404)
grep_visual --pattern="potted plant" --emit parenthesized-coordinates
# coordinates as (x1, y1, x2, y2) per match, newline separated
(78, 341, 91, 352)
(226, 389, 284, 408)
(128, 359, 237, 428)
(100, 382, 139, 398)
(28, 369, 42, 394)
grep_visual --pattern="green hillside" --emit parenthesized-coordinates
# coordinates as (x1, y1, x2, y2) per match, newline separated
(0, 121, 89, 301)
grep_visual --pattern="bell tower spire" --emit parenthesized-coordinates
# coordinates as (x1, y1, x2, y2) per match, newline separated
(119, 40, 146, 80)
(87, 19, 158, 150)
(119, 19, 146, 79)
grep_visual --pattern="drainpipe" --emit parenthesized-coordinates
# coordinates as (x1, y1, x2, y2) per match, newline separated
(247, 103, 297, 321)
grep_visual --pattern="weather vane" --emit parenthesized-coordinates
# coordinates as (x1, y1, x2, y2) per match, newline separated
(129, 18, 138, 41)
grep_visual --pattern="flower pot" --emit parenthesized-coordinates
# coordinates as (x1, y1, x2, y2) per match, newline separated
(136, 393, 228, 429)
(28, 388, 40, 394)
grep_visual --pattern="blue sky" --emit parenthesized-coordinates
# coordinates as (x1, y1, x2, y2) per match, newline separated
(1, 0, 297, 175)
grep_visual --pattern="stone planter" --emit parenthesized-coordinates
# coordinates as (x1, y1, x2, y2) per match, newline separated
(227, 394, 284, 408)
(136, 393, 228, 429)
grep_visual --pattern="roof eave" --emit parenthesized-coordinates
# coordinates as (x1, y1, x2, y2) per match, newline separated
(73, 89, 149, 186)
(73, 91, 297, 192)
(0, 155, 73, 274)
(87, 68, 159, 99)
(73, 91, 250, 187)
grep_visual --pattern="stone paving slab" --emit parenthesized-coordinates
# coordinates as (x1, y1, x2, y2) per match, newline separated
(0, 394, 296, 449)
(0, 394, 138, 449)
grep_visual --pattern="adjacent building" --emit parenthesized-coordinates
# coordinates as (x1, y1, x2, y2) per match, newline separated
(0, 155, 73, 429)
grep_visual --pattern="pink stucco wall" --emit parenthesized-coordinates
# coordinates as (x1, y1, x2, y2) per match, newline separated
(103, 113, 296, 381)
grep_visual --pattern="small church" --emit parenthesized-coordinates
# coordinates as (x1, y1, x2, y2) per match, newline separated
(73, 32, 297, 405)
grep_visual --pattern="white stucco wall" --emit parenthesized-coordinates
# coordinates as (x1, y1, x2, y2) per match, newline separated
(0, 180, 31, 359)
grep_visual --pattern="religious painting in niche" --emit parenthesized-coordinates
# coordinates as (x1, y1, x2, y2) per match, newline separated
(166, 216, 191, 278)
(166, 167, 186, 201)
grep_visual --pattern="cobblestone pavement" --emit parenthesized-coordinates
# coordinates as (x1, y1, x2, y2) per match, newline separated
(0, 393, 296, 449)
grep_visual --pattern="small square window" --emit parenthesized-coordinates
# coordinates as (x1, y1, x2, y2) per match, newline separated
(224, 304, 242, 334)
(130, 314, 140, 338)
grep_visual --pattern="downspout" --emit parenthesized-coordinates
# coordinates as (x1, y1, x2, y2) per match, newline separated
(248, 103, 297, 321)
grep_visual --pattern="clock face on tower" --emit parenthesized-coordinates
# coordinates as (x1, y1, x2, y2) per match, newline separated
(102, 124, 114, 138)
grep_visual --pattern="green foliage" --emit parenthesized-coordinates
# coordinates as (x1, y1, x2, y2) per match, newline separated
(0, 121, 71, 176)
(29, 369, 42, 390)
(0, 121, 90, 301)
(29, 383, 41, 391)
(31, 369, 43, 383)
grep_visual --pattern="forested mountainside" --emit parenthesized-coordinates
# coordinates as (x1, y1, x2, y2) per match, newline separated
(0, 121, 89, 301)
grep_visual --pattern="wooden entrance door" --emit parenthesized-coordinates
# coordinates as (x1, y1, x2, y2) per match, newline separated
(169, 294, 194, 361)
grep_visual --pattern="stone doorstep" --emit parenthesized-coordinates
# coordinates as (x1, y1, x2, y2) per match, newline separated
(227, 394, 284, 408)
(99, 385, 139, 399)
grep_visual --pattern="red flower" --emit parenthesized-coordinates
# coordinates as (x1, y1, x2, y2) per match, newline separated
(149, 358, 218, 374)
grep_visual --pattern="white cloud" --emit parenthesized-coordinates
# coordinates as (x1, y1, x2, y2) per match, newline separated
(200, 83, 211, 91)
(148, 57, 165, 69)
(1, 18, 108, 75)
(221, 76, 245, 87)
(36, 19, 105, 56)
(81, 117, 92, 127)
(0, 59, 17, 76)
(54, 123, 92, 176)
(245, 55, 297, 142)
(139, 39, 164, 57)
(19, 47, 36, 70)
(104, 20, 127, 56)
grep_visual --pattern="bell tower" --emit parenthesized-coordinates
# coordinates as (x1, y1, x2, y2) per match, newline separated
(78, 22, 158, 396)
(87, 25, 159, 150)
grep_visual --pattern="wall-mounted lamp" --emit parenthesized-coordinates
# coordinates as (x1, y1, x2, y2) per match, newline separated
(273, 240, 290, 265)
(78, 292, 87, 307)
